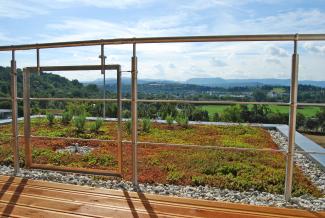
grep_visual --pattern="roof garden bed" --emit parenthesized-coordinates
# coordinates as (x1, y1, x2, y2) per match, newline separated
(0, 117, 323, 198)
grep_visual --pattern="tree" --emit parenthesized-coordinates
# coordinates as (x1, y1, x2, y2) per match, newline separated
(250, 105, 270, 123)
(253, 88, 267, 102)
(239, 105, 251, 122)
(190, 109, 209, 121)
(212, 112, 220, 122)
(221, 105, 243, 122)
(267, 112, 288, 124)
(315, 108, 325, 133)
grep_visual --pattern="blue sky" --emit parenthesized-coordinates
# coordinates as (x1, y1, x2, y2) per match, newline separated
(0, 0, 325, 81)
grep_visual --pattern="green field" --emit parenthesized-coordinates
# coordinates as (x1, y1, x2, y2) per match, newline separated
(200, 105, 321, 118)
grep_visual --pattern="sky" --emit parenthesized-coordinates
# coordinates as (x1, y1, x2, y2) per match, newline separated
(0, 0, 325, 82)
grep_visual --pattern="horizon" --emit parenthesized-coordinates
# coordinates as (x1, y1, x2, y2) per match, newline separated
(2, 64, 325, 83)
(1, 1, 325, 81)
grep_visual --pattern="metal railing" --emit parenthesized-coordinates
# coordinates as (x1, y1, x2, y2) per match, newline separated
(1, 33, 325, 201)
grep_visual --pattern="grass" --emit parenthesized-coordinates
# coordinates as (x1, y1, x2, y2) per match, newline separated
(0, 118, 322, 197)
(200, 105, 321, 119)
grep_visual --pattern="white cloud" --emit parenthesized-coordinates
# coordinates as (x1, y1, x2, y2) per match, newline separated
(0, 0, 153, 19)
(210, 58, 227, 67)
(239, 9, 325, 34)
(45, 0, 153, 9)
(1, 1, 325, 81)
(266, 45, 289, 57)
(265, 58, 281, 65)
(303, 42, 325, 55)
(0, 1, 48, 18)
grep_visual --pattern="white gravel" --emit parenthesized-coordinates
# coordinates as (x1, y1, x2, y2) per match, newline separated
(269, 130, 325, 192)
(0, 130, 324, 211)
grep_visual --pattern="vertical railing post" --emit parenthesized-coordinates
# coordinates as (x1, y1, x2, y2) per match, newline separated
(117, 66, 122, 174)
(284, 34, 299, 200)
(23, 69, 32, 168)
(10, 50, 19, 174)
(36, 48, 40, 75)
(131, 43, 138, 186)
(100, 44, 107, 118)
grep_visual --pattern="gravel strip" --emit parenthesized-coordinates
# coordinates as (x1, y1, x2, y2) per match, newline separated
(269, 130, 325, 192)
(0, 130, 324, 211)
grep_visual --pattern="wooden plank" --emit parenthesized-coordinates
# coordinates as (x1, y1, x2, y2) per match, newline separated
(0, 192, 157, 218)
(0, 176, 323, 218)
(0, 176, 318, 218)
(0, 202, 89, 218)
(0, 176, 321, 218)
(0, 182, 258, 218)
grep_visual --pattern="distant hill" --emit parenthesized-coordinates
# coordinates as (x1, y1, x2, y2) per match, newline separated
(185, 77, 325, 88)
(85, 77, 178, 86)
(85, 76, 325, 88)
(0, 66, 100, 99)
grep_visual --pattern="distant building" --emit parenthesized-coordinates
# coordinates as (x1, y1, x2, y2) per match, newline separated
(0, 109, 12, 119)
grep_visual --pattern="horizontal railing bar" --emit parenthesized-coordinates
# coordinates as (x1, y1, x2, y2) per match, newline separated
(136, 141, 325, 155)
(26, 64, 121, 72)
(21, 135, 284, 153)
(138, 99, 290, 105)
(30, 163, 121, 176)
(26, 135, 118, 143)
(1, 34, 325, 51)
(8, 135, 325, 155)
(27, 97, 128, 102)
(297, 102, 325, 107)
(137, 141, 287, 153)
(0, 97, 11, 100)
(23, 97, 325, 107)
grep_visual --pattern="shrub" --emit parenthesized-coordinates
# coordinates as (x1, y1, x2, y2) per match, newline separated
(221, 105, 242, 122)
(190, 109, 209, 121)
(305, 118, 320, 132)
(122, 109, 131, 118)
(212, 112, 220, 122)
(176, 115, 189, 129)
(61, 111, 72, 125)
(90, 118, 103, 133)
(142, 117, 151, 133)
(166, 114, 174, 126)
(126, 119, 132, 135)
(296, 112, 306, 130)
(67, 102, 88, 116)
(73, 115, 86, 133)
(46, 113, 55, 125)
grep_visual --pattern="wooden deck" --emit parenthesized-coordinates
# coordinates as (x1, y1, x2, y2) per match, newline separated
(0, 176, 323, 218)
